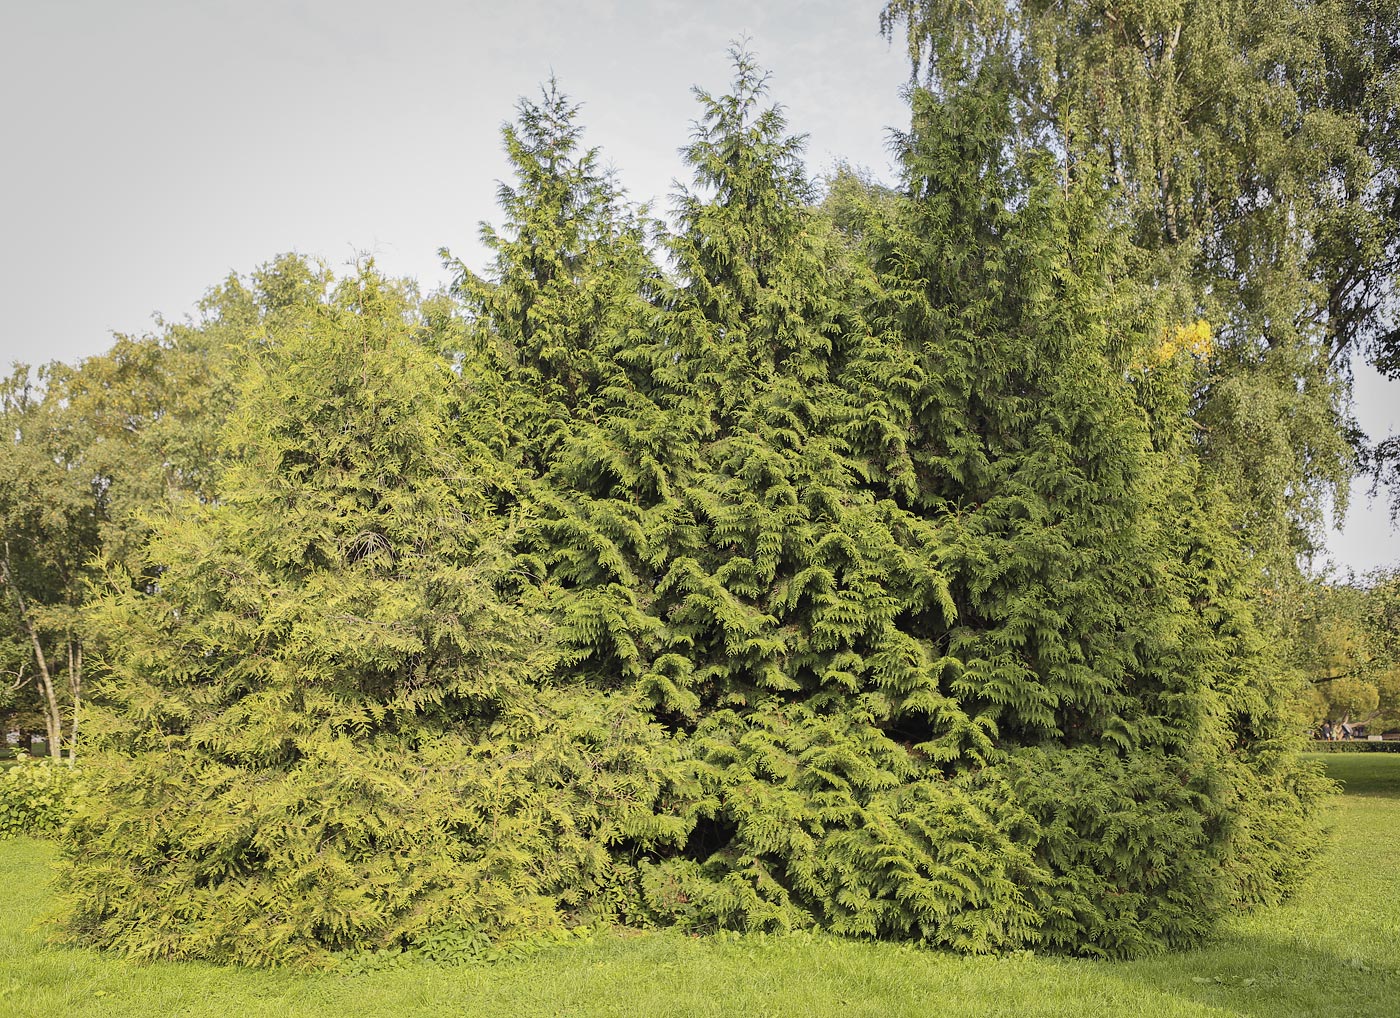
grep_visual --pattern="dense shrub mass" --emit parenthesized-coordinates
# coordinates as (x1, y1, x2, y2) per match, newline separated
(0, 755, 81, 838)
(56, 52, 1328, 965)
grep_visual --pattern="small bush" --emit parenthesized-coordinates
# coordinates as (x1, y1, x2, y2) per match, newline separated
(1306, 740, 1400, 753)
(0, 753, 81, 838)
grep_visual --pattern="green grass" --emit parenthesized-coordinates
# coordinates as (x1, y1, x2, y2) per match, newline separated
(2, 755, 1396, 1018)
(1306, 750, 1400, 797)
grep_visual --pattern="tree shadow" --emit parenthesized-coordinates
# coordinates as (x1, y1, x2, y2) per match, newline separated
(1312, 753, 1400, 798)
(1106, 930, 1398, 1018)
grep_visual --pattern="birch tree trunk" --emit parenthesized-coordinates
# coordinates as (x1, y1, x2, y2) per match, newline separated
(0, 552, 64, 761)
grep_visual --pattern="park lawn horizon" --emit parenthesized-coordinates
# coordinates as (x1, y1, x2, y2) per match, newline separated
(1, 753, 1395, 1018)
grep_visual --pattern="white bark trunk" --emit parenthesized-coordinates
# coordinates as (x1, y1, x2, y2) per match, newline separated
(1, 552, 64, 761)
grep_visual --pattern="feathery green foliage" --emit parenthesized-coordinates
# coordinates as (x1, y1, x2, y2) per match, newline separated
(58, 269, 685, 965)
(50, 41, 1343, 965)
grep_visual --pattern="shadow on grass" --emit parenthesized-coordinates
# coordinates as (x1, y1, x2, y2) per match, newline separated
(1307, 753, 1400, 798)
(1107, 927, 1398, 1018)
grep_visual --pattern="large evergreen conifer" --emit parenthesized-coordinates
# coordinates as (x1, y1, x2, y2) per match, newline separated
(829, 62, 1328, 953)
(451, 53, 1327, 956)
(56, 49, 1331, 965)
(59, 268, 679, 965)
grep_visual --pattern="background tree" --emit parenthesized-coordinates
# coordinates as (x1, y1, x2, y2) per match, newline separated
(0, 254, 334, 763)
(1292, 570, 1400, 733)
(0, 364, 101, 761)
(880, 0, 1399, 566)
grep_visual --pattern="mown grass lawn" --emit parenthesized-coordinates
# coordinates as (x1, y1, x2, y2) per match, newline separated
(2, 753, 1395, 1018)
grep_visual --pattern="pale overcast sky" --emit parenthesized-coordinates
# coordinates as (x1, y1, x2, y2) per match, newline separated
(1, 0, 1395, 572)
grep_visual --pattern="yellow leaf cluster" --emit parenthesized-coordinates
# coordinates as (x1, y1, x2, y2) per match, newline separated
(1148, 319, 1213, 366)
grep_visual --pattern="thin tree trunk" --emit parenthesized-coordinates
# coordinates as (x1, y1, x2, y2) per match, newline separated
(66, 638, 81, 764)
(19, 614, 61, 760)
(0, 552, 63, 761)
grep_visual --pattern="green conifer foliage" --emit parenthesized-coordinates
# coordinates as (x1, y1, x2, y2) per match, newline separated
(57, 268, 680, 966)
(852, 74, 1172, 754)
(445, 82, 687, 700)
(458, 55, 1326, 956)
(56, 51, 1333, 964)
(460, 57, 1028, 945)
(1128, 349, 1332, 917)
(613, 57, 1028, 939)
(445, 81, 661, 469)
(817, 68, 1329, 953)
(642, 50, 957, 722)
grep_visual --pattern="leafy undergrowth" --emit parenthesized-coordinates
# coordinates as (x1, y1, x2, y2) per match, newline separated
(1, 754, 1394, 1018)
